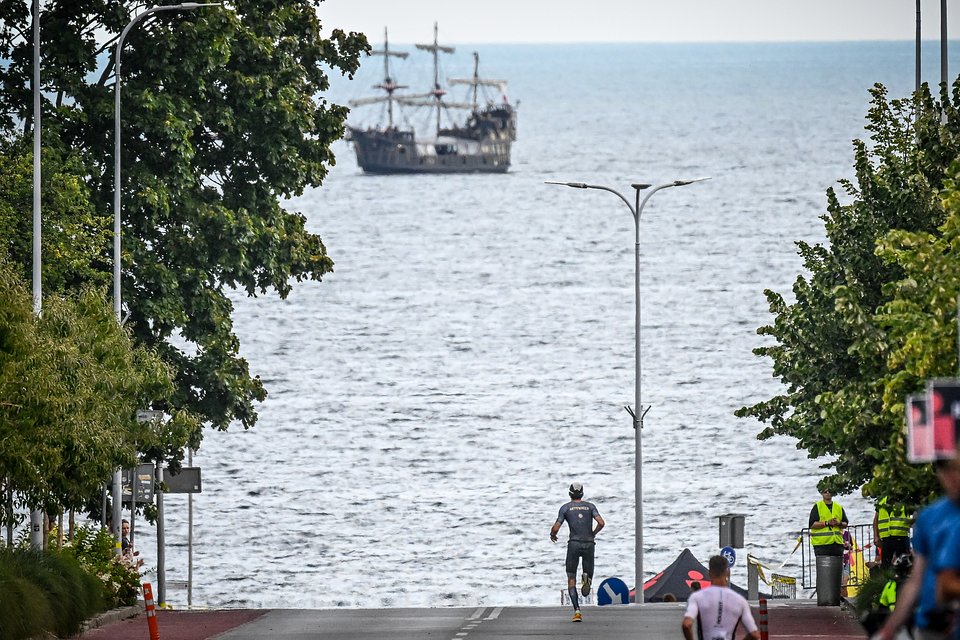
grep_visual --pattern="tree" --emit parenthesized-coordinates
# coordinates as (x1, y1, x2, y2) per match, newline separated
(0, 135, 112, 294)
(0, 2, 368, 443)
(736, 82, 960, 508)
(0, 259, 179, 518)
(867, 161, 960, 503)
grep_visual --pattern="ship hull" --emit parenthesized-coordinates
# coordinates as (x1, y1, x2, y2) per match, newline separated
(348, 128, 512, 175)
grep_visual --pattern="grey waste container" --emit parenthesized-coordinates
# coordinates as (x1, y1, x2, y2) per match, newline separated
(719, 514, 745, 548)
(815, 555, 842, 606)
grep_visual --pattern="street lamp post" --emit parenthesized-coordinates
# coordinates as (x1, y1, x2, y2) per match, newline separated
(29, 0, 43, 550)
(111, 1, 220, 554)
(545, 177, 710, 602)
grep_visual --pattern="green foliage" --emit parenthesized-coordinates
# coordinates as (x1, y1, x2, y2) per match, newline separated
(0, 1, 369, 447)
(61, 525, 138, 609)
(0, 258, 180, 515)
(737, 81, 960, 507)
(0, 135, 112, 293)
(851, 566, 895, 615)
(0, 564, 53, 640)
(0, 546, 108, 639)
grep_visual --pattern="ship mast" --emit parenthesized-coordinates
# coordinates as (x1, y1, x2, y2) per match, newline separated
(470, 52, 479, 107)
(374, 28, 408, 128)
(349, 28, 408, 128)
(448, 52, 508, 111)
(415, 22, 455, 135)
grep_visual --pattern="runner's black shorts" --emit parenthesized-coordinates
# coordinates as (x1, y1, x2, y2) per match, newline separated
(565, 540, 595, 578)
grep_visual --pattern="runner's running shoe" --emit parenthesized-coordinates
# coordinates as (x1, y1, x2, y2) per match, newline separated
(581, 573, 592, 597)
(572, 610, 582, 623)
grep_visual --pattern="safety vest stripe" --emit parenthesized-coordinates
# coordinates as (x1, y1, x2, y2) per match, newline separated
(878, 502, 910, 539)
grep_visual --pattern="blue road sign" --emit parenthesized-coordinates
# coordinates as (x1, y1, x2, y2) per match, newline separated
(721, 546, 736, 567)
(597, 577, 630, 605)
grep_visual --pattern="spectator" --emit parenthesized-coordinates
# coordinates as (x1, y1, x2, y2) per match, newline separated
(842, 528, 854, 597)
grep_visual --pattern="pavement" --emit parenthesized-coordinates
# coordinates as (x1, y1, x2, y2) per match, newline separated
(69, 599, 866, 639)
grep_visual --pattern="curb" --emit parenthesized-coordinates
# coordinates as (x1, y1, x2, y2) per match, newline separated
(81, 601, 145, 631)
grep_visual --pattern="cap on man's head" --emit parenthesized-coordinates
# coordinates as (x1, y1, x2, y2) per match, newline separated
(569, 482, 584, 498)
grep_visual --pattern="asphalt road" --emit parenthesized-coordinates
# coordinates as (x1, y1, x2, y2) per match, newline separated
(214, 603, 714, 640)
(77, 599, 866, 640)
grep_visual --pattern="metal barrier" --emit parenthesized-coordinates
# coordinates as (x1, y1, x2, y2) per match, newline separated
(799, 523, 877, 589)
(771, 574, 797, 599)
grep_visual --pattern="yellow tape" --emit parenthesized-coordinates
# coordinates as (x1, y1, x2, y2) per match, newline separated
(746, 554, 769, 585)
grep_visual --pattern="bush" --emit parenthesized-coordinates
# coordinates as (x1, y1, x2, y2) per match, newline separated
(0, 558, 54, 640)
(851, 565, 896, 615)
(62, 525, 140, 608)
(0, 524, 139, 640)
(0, 547, 104, 639)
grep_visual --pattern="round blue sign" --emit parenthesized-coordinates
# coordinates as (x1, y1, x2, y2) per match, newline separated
(720, 546, 736, 567)
(597, 577, 630, 605)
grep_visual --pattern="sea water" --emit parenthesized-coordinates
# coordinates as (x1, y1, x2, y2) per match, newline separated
(132, 41, 960, 608)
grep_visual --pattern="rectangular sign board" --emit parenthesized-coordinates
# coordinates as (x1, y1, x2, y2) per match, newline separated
(906, 393, 934, 463)
(165, 467, 202, 494)
(121, 463, 155, 503)
(927, 379, 960, 460)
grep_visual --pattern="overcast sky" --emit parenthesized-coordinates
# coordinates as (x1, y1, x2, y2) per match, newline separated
(318, 0, 960, 45)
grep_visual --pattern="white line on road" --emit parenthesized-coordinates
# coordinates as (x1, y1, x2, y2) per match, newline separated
(468, 607, 486, 620)
(486, 607, 503, 620)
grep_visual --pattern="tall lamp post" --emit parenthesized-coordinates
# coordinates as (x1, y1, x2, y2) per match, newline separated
(545, 177, 710, 602)
(111, 1, 220, 553)
(29, 0, 43, 550)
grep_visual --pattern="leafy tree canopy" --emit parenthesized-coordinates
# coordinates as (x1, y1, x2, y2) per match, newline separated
(0, 258, 179, 515)
(737, 81, 960, 510)
(0, 2, 368, 446)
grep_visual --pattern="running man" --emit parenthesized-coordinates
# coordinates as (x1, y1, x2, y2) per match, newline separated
(550, 482, 604, 623)
(682, 555, 760, 640)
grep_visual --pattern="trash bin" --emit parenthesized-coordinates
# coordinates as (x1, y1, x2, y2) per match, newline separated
(815, 555, 842, 606)
(719, 514, 745, 548)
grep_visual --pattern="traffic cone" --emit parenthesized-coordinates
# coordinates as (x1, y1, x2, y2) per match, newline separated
(142, 582, 161, 640)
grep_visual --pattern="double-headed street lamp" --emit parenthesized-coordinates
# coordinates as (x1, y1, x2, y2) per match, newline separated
(546, 177, 710, 603)
(111, 1, 220, 553)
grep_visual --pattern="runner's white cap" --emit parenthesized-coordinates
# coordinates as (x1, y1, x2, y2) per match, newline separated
(569, 482, 583, 497)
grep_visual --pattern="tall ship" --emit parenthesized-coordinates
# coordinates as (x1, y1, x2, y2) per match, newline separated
(346, 24, 517, 174)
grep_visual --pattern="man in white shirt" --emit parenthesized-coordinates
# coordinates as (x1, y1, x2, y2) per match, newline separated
(682, 555, 760, 640)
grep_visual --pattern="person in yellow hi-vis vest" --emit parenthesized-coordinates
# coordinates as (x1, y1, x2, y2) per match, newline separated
(810, 486, 850, 555)
(873, 497, 911, 569)
(809, 485, 849, 601)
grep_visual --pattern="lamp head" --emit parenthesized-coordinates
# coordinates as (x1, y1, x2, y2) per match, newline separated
(544, 181, 588, 189)
(673, 177, 711, 187)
